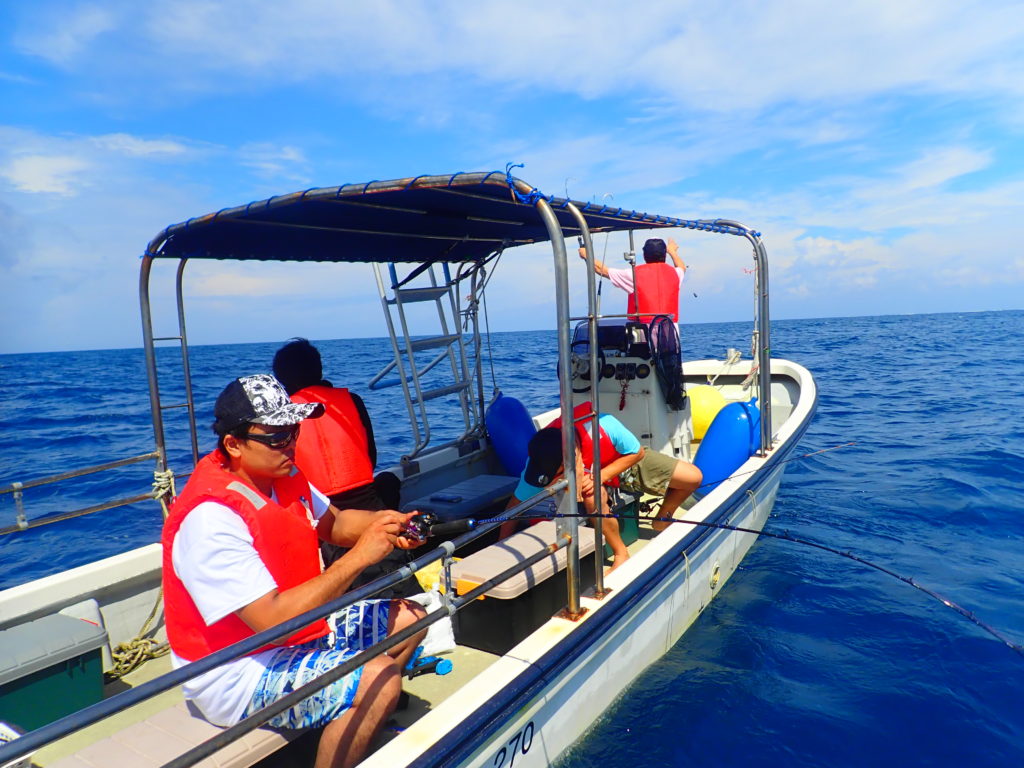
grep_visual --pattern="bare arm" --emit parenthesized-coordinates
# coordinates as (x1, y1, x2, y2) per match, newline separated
(597, 447, 645, 487)
(316, 504, 373, 547)
(578, 247, 611, 278)
(317, 505, 421, 550)
(666, 238, 686, 272)
(236, 511, 413, 634)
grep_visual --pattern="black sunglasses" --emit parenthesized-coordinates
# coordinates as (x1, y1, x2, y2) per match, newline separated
(244, 425, 300, 450)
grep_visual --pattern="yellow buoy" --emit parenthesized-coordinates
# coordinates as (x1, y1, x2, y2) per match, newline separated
(687, 385, 727, 440)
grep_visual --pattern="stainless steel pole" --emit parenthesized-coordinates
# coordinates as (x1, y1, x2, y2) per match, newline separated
(175, 259, 200, 465)
(626, 230, 638, 320)
(713, 220, 773, 455)
(534, 196, 582, 617)
(139, 254, 168, 496)
(565, 203, 605, 596)
(753, 236, 772, 455)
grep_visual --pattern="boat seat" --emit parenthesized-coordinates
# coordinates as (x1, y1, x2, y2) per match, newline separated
(449, 520, 597, 654)
(400, 474, 519, 522)
(47, 700, 303, 768)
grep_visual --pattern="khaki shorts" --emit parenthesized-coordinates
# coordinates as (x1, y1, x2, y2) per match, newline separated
(620, 450, 678, 496)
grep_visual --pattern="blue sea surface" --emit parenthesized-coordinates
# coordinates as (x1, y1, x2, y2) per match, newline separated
(1, 310, 1023, 766)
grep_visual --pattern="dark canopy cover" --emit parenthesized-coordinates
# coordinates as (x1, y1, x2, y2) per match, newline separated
(147, 171, 751, 264)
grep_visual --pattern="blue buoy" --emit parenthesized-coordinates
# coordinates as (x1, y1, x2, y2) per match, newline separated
(692, 398, 761, 496)
(485, 392, 537, 476)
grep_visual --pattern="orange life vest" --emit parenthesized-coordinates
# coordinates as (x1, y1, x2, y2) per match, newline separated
(291, 386, 374, 496)
(549, 402, 623, 487)
(162, 452, 330, 662)
(627, 262, 680, 322)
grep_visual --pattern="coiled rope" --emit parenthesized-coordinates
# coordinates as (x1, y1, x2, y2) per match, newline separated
(105, 468, 177, 680)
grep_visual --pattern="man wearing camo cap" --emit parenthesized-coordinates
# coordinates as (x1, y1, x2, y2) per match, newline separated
(162, 374, 426, 768)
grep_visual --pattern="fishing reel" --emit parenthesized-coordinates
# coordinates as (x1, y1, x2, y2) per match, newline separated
(405, 512, 438, 542)
(405, 512, 476, 541)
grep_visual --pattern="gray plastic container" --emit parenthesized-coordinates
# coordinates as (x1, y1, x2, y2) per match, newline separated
(0, 613, 108, 731)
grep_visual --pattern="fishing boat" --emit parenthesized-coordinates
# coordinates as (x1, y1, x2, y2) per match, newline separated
(0, 170, 816, 768)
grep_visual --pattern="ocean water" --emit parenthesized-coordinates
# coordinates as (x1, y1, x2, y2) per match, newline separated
(1, 310, 1023, 766)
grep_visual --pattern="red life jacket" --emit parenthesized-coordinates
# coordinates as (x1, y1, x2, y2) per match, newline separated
(162, 452, 331, 662)
(627, 262, 680, 322)
(291, 386, 374, 496)
(548, 402, 622, 487)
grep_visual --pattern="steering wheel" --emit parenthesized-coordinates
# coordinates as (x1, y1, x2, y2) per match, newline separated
(569, 344, 607, 394)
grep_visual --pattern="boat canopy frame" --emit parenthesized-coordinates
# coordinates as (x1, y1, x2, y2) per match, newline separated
(0, 170, 782, 768)
(138, 169, 774, 612)
(0, 171, 780, 768)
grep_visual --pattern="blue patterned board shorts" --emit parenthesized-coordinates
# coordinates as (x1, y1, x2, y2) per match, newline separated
(242, 599, 391, 729)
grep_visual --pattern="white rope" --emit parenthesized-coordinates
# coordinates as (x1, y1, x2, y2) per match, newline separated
(706, 347, 743, 387)
(152, 468, 176, 519)
(106, 587, 169, 680)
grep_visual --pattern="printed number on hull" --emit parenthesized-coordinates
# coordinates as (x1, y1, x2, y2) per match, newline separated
(492, 722, 535, 768)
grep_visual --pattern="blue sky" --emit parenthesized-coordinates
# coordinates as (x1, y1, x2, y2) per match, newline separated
(1, 1, 1022, 353)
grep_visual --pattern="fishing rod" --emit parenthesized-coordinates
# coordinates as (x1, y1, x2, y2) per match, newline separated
(689, 441, 856, 493)
(469, 442, 1024, 657)
(476, 509, 1023, 658)
(515, 510, 1024, 659)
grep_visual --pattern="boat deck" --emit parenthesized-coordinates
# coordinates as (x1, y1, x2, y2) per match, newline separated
(33, 513, 674, 768)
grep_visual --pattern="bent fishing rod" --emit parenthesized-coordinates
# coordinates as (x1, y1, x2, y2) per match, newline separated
(464, 443, 1023, 658)
(505, 510, 1024, 659)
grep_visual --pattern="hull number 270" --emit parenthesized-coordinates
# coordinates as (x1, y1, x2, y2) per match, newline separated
(492, 722, 535, 768)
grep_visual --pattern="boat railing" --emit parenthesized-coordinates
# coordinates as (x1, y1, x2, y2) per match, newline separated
(0, 487, 571, 768)
(0, 451, 160, 537)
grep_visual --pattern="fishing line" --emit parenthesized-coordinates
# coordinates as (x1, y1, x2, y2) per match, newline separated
(472, 441, 1023, 657)
(688, 441, 856, 493)
(527, 511, 1024, 659)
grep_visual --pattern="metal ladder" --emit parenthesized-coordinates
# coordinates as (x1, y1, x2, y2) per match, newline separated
(369, 262, 479, 461)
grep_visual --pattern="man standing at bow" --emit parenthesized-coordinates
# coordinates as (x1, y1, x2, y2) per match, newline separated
(578, 237, 687, 322)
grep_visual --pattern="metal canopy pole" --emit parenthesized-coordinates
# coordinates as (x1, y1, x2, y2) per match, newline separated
(139, 255, 169, 506)
(565, 203, 606, 597)
(626, 231, 638, 320)
(752, 235, 772, 454)
(534, 196, 583, 618)
(713, 220, 773, 455)
(175, 259, 200, 465)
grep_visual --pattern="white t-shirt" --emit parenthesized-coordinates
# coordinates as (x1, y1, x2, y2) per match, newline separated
(605, 264, 684, 294)
(170, 483, 331, 726)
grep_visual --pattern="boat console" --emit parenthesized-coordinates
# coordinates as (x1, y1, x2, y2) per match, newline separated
(567, 317, 692, 460)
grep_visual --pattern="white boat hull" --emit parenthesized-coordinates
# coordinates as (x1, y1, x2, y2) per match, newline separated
(365, 463, 792, 768)
(464, 472, 779, 768)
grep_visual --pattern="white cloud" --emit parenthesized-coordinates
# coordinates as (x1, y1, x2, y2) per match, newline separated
(3, 0, 1023, 352)
(0, 70, 37, 84)
(188, 264, 364, 299)
(1, 154, 93, 195)
(90, 133, 188, 157)
(13, 1, 1024, 112)
(15, 4, 117, 65)
(883, 146, 992, 195)
(238, 143, 309, 181)
(0, 129, 197, 197)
